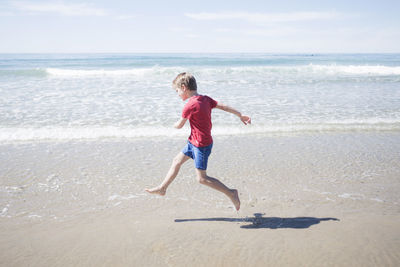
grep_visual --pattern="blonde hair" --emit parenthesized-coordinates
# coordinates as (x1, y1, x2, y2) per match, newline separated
(172, 72, 197, 91)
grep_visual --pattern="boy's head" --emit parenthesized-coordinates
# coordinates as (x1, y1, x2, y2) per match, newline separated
(172, 72, 197, 91)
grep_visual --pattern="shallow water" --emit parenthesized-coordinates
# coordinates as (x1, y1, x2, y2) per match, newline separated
(1, 53, 400, 142)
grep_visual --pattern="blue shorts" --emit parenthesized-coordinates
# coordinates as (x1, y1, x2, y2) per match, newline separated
(182, 141, 213, 170)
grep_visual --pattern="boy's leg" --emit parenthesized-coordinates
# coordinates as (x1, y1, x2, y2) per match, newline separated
(145, 152, 190, 196)
(195, 169, 240, 211)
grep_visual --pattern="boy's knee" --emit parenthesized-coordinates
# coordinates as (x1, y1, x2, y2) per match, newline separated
(196, 172, 208, 184)
(197, 177, 207, 184)
(172, 155, 184, 167)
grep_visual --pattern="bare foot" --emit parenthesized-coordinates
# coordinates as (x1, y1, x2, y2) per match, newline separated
(229, 189, 240, 211)
(145, 186, 166, 196)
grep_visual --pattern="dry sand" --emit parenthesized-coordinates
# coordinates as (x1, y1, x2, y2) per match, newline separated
(1, 133, 400, 266)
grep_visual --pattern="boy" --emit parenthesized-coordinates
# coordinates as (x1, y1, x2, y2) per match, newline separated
(145, 72, 251, 211)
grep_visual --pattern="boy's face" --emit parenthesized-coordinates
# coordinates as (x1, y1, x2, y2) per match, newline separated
(175, 84, 189, 101)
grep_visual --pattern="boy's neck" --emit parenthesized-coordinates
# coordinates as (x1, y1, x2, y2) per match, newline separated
(187, 90, 199, 98)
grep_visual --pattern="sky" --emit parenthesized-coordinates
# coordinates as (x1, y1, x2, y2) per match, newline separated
(0, 0, 399, 53)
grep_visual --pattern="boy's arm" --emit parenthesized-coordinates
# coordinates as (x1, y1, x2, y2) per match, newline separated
(216, 103, 251, 125)
(174, 117, 188, 129)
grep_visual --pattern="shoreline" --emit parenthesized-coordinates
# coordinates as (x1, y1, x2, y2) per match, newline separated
(1, 132, 400, 266)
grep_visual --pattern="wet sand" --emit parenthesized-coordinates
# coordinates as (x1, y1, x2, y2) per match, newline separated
(1, 133, 400, 266)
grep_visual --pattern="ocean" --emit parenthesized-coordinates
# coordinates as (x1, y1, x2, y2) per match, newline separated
(1, 53, 400, 142)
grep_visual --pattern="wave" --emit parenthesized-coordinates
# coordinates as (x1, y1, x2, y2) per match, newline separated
(0, 66, 180, 78)
(45, 67, 172, 76)
(1, 120, 399, 142)
(46, 65, 400, 77)
(0, 126, 187, 142)
(304, 64, 400, 75)
(1, 64, 400, 78)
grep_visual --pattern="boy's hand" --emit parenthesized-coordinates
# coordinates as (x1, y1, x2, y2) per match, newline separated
(240, 115, 251, 125)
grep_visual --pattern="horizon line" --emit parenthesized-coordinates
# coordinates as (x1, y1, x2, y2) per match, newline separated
(1, 51, 399, 55)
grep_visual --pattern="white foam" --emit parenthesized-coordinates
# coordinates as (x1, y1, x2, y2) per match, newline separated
(2, 186, 24, 194)
(0, 126, 186, 142)
(28, 214, 42, 218)
(213, 120, 400, 135)
(46, 68, 143, 76)
(45, 66, 179, 77)
(44, 64, 400, 78)
(0, 120, 399, 143)
(308, 64, 400, 75)
(339, 193, 365, 200)
(0, 206, 9, 217)
(108, 194, 139, 201)
(231, 64, 400, 76)
(370, 198, 384, 203)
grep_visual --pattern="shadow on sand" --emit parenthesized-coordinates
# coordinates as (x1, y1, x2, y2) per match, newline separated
(175, 213, 339, 229)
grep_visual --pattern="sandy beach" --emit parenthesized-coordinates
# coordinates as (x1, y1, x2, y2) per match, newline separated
(1, 133, 400, 266)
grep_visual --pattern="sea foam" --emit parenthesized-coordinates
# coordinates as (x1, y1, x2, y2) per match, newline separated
(1, 120, 399, 143)
(45, 67, 160, 77)
(41, 65, 400, 77)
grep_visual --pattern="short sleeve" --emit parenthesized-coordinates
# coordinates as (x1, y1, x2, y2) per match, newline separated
(208, 96, 218, 109)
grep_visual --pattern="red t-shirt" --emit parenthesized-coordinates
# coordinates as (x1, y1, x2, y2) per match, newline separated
(182, 95, 218, 147)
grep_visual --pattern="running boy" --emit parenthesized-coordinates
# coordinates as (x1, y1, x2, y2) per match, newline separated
(145, 72, 251, 211)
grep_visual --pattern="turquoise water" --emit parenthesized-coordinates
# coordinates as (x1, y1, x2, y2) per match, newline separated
(1, 53, 400, 142)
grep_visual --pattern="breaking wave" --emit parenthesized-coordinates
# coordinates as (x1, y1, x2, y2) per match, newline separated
(1, 120, 399, 143)
(2, 64, 400, 78)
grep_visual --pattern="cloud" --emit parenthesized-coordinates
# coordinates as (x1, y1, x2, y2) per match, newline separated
(185, 11, 342, 23)
(0, 11, 15, 16)
(186, 34, 199, 38)
(12, 1, 108, 16)
(115, 15, 136, 20)
(215, 27, 295, 37)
